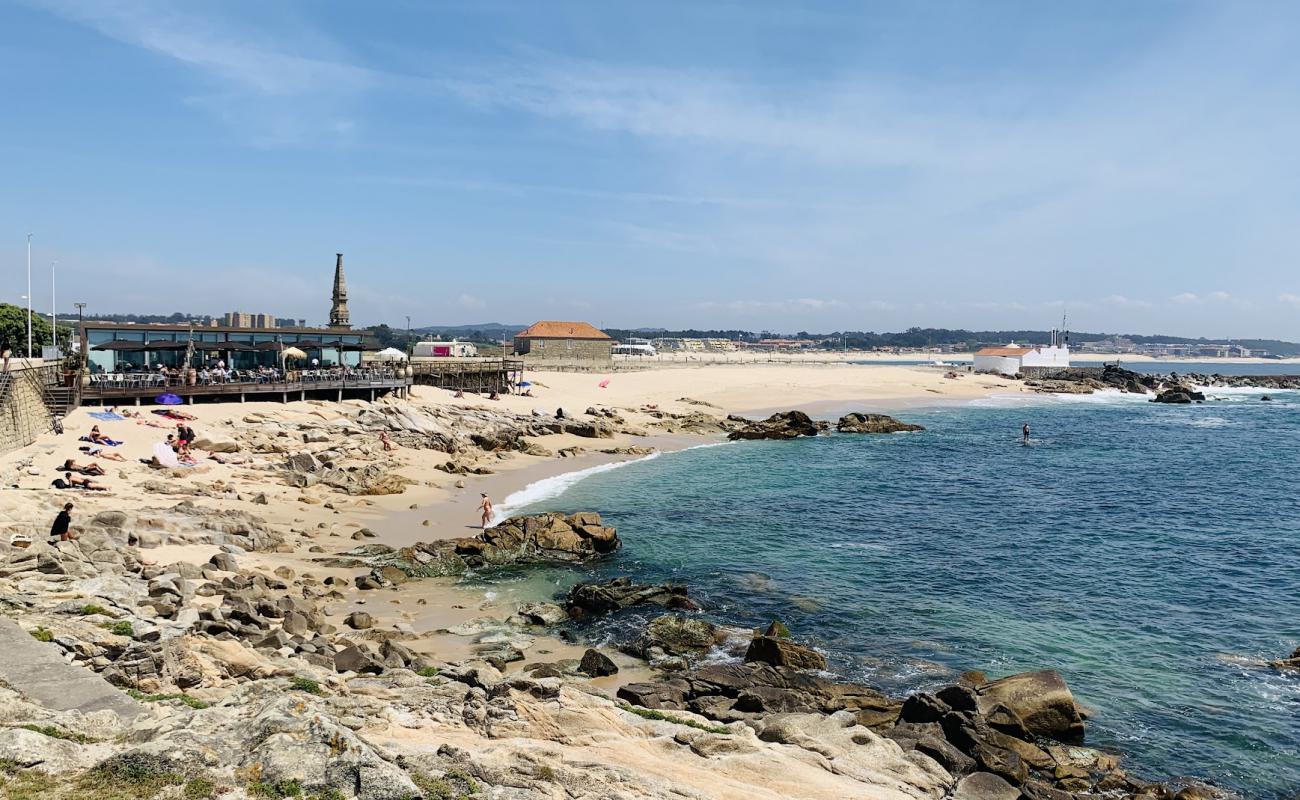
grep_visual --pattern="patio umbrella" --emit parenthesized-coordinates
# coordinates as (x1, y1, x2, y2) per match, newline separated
(253, 341, 285, 350)
(281, 347, 307, 361)
(92, 340, 147, 351)
(371, 347, 408, 361)
(144, 341, 188, 351)
(155, 393, 182, 405)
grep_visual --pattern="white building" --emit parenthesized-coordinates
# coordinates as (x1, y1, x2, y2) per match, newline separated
(973, 342, 1071, 375)
(412, 340, 477, 358)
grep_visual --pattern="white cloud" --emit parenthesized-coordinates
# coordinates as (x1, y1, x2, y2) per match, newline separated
(1171, 292, 1200, 304)
(1279, 293, 1300, 307)
(456, 293, 486, 310)
(1104, 295, 1154, 309)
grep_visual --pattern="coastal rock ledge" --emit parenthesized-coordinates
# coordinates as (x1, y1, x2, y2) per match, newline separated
(836, 413, 925, 434)
(334, 512, 619, 579)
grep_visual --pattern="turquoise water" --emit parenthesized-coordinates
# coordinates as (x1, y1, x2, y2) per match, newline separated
(516, 387, 1300, 796)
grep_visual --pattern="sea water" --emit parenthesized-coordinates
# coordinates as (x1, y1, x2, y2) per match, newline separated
(506, 384, 1300, 796)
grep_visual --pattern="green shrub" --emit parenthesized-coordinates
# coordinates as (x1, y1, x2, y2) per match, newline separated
(79, 604, 112, 617)
(289, 676, 323, 695)
(100, 620, 134, 637)
(28, 627, 52, 643)
(125, 690, 210, 710)
(411, 768, 479, 799)
(416, 666, 439, 678)
(183, 776, 219, 799)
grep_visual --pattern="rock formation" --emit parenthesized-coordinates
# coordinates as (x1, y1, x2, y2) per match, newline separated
(727, 411, 827, 440)
(836, 413, 925, 434)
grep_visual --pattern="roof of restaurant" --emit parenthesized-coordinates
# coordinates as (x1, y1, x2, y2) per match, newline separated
(974, 346, 1033, 357)
(81, 321, 366, 337)
(515, 321, 612, 340)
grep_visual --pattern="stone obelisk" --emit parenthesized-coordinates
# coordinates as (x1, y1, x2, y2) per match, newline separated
(329, 253, 350, 329)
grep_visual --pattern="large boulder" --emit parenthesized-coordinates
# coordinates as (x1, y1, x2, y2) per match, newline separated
(727, 411, 826, 441)
(974, 670, 1084, 742)
(1151, 387, 1205, 404)
(744, 636, 827, 671)
(836, 413, 925, 434)
(636, 614, 721, 657)
(193, 431, 239, 453)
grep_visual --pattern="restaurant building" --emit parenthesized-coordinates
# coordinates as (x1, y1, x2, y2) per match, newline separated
(81, 322, 373, 374)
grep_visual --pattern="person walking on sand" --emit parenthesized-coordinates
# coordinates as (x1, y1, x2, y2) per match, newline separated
(1022, 423, 1031, 445)
(50, 502, 76, 543)
(477, 493, 494, 531)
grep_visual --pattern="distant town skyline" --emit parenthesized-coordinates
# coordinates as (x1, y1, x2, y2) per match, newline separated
(3, 2, 1299, 338)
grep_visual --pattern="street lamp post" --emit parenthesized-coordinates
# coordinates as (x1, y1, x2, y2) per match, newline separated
(406, 315, 412, 354)
(74, 303, 86, 374)
(51, 260, 57, 357)
(25, 233, 32, 359)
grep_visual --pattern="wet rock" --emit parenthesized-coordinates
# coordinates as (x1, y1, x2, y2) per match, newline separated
(634, 614, 721, 658)
(564, 577, 696, 619)
(836, 413, 925, 433)
(727, 411, 826, 441)
(511, 602, 568, 626)
(744, 635, 827, 671)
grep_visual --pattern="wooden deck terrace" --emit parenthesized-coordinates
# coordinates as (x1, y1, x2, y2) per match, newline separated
(408, 358, 524, 394)
(79, 373, 412, 405)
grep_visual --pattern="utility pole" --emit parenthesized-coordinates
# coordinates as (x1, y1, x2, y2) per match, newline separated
(51, 260, 57, 356)
(406, 315, 412, 353)
(25, 233, 32, 358)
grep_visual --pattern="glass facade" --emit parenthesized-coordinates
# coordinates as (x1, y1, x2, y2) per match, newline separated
(84, 327, 365, 372)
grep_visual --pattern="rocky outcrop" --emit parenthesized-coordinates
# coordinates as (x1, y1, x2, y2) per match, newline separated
(836, 413, 925, 434)
(335, 512, 620, 579)
(744, 635, 828, 670)
(727, 411, 827, 441)
(1151, 387, 1206, 404)
(618, 662, 901, 728)
(564, 577, 697, 619)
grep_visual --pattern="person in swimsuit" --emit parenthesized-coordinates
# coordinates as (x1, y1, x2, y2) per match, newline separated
(1022, 423, 1031, 444)
(477, 493, 494, 531)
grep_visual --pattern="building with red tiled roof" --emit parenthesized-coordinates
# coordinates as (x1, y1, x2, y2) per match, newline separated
(513, 320, 614, 361)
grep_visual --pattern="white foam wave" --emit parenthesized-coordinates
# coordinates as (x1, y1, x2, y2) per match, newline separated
(492, 441, 730, 522)
(968, 388, 1151, 408)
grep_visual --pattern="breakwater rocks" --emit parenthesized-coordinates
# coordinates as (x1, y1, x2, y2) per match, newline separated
(335, 512, 620, 580)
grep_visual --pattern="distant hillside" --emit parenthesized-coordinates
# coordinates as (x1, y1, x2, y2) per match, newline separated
(602, 327, 1300, 356)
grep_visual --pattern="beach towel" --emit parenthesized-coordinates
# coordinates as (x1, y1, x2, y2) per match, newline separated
(88, 411, 124, 421)
(79, 436, 122, 446)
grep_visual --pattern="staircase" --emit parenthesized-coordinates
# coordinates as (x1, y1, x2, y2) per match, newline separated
(41, 385, 76, 418)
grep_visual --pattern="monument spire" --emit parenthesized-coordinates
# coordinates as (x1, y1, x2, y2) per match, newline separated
(329, 252, 350, 329)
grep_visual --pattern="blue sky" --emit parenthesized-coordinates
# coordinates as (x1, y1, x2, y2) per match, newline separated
(2, 1, 1299, 337)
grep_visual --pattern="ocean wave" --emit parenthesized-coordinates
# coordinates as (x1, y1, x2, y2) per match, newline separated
(493, 440, 731, 521)
(968, 389, 1151, 408)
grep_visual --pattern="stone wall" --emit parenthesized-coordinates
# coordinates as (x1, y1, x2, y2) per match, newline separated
(514, 337, 613, 361)
(0, 363, 56, 455)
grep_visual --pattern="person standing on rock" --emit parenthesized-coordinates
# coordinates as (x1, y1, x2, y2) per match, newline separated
(49, 503, 75, 543)
(1022, 423, 1031, 445)
(478, 493, 494, 531)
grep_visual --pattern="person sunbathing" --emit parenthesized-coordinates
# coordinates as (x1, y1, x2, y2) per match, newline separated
(62, 458, 106, 476)
(87, 425, 110, 444)
(56, 472, 107, 491)
(81, 446, 126, 462)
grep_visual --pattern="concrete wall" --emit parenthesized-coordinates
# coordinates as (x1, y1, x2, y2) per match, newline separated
(972, 354, 1022, 375)
(1022, 346, 1070, 369)
(514, 337, 613, 361)
(0, 363, 56, 456)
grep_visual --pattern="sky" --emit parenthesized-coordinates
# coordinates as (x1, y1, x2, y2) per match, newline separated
(2, 1, 1299, 338)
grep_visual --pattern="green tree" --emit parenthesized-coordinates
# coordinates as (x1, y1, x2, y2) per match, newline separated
(0, 303, 55, 356)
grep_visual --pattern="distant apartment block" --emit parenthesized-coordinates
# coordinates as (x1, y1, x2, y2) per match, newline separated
(224, 311, 281, 328)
